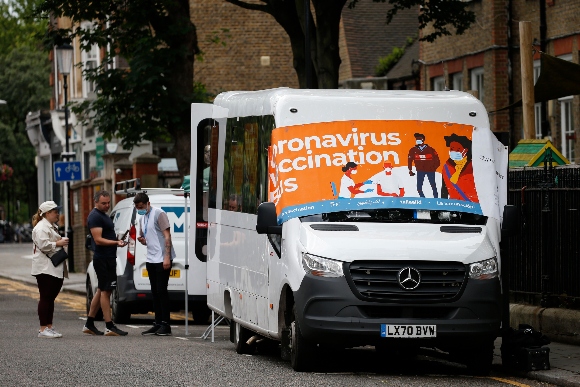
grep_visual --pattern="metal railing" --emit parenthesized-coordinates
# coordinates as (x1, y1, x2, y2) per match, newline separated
(506, 159, 580, 309)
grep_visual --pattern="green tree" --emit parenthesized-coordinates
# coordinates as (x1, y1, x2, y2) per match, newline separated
(36, 0, 205, 176)
(0, 0, 50, 223)
(226, 0, 475, 89)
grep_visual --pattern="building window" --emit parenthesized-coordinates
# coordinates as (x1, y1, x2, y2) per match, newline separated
(80, 21, 99, 98)
(432, 76, 445, 91)
(558, 54, 574, 162)
(470, 67, 484, 101)
(452, 73, 463, 91)
(560, 97, 575, 162)
(533, 60, 543, 139)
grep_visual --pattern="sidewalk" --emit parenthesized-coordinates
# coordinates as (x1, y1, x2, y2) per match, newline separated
(1, 243, 579, 385)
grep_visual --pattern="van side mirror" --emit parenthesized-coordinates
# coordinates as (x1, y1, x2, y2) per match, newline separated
(501, 205, 517, 238)
(256, 202, 282, 235)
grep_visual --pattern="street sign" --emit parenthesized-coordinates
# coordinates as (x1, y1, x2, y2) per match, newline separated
(54, 161, 82, 183)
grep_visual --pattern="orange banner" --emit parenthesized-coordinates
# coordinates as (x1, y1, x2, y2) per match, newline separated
(268, 120, 480, 223)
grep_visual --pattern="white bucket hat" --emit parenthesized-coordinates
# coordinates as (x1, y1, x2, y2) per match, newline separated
(39, 201, 61, 215)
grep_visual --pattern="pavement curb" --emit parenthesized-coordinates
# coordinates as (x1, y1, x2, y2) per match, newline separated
(510, 304, 580, 346)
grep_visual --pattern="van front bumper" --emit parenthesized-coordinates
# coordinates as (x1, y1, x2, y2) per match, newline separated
(293, 274, 501, 348)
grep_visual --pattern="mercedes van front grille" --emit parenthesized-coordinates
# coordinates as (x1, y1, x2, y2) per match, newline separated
(346, 260, 466, 302)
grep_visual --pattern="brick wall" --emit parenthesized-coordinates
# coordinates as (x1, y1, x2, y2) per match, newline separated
(191, 0, 298, 95)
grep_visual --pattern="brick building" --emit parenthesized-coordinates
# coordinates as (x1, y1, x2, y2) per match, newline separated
(418, 0, 579, 161)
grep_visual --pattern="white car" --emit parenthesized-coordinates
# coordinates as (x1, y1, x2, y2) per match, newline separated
(86, 193, 210, 323)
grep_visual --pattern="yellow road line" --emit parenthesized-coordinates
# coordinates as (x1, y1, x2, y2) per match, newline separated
(0, 277, 191, 320)
(487, 377, 531, 387)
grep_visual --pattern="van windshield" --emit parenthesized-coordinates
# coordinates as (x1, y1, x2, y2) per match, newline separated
(299, 209, 487, 225)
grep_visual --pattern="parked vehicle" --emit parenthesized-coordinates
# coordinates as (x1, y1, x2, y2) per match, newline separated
(190, 89, 510, 374)
(86, 191, 210, 323)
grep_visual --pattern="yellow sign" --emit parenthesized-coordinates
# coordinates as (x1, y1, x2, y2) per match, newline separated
(142, 269, 181, 278)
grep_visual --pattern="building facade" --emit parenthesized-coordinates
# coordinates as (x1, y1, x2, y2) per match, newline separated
(419, 0, 579, 161)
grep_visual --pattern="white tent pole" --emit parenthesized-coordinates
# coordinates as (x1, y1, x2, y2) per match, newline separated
(184, 192, 189, 335)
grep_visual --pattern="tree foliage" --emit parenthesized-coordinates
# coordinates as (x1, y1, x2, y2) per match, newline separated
(375, 36, 415, 77)
(36, 0, 205, 175)
(228, 0, 475, 88)
(0, 0, 51, 223)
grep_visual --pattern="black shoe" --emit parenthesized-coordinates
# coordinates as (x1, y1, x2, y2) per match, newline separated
(142, 324, 160, 336)
(82, 324, 104, 336)
(104, 325, 128, 336)
(155, 324, 172, 336)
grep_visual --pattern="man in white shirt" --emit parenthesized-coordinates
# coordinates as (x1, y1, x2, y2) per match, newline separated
(134, 192, 176, 336)
(370, 162, 405, 197)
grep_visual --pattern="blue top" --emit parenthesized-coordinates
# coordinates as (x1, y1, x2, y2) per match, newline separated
(87, 208, 117, 259)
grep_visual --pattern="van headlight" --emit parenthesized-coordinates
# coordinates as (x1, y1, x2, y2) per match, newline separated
(469, 257, 498, 280)
(302, 253, 344, 278)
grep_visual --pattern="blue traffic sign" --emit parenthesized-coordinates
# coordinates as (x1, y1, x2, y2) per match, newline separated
(54, 161, 82, 183)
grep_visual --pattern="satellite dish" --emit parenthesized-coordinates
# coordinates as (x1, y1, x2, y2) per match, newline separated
(106, 142, 118, 154)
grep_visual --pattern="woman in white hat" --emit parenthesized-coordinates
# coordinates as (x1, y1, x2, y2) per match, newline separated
(31, 201, 69, 338)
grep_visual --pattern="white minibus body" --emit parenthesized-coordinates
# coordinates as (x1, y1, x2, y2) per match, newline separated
(190, 89, 509, 373)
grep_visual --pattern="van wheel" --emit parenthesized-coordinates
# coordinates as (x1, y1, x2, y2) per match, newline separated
(111, 288, 131, 324)
(86, 276, 103, 321)
(232, 321, 252, 354)
(289, 306, 316, 372)
(463, 339, 494, 376)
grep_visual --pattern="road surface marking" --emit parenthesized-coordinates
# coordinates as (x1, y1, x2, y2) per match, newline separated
(487, 377, 531, 387)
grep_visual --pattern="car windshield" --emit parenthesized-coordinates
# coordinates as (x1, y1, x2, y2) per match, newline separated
(299, 209, 487, 225)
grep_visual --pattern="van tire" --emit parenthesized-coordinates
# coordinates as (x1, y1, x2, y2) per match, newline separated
(233, 321, 252, 354)
(86, 276, 103, 321)
(290, 306, 316, 372)
(111, 288, 131, 324)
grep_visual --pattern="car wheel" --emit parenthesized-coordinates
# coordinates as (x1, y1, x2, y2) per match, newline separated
(86, 276, 103, 321)
(232, 321, 253, 354)
(111, 288, 131, 324)
(191, 305, 212, 325)
(289, 305, 316, 372)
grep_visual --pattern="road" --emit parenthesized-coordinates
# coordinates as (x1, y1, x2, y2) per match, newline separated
(0, 277, 553, 387)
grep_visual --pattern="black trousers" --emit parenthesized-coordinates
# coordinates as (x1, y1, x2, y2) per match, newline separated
(146, 262, 171, 325)
(35, 274, 64, 326)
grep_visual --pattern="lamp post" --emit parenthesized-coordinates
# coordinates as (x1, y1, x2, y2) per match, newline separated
(55, 44, 74, 269)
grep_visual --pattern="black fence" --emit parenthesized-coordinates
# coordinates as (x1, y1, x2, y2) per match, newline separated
(506, 164, 580, 309)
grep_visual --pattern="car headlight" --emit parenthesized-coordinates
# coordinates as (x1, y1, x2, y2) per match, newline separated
(302, 253, 344, 278)
(469, 257, 498, 280)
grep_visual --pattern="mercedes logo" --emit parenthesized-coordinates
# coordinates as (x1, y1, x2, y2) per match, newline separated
(397, 267, 421, 290)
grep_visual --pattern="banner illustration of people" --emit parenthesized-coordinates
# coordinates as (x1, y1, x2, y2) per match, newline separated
(267, 120, 490, 223)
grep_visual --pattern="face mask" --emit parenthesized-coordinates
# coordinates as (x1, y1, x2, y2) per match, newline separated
(137, 209, 147, 216)
(385, 168, 392, 173)
(449, 151, 464, 161)
(416, 140, 423, 145)
(350, 169, 357, 175)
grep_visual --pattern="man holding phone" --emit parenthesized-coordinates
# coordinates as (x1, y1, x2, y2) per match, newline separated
(133, 192, 175, 336)
(83, 190, 128, 336)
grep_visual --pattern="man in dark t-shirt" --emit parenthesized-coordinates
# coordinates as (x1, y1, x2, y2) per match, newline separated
(83, 190, 128, 337)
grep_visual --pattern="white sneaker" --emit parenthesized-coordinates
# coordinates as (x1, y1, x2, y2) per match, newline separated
(48, 328, 63, 338)
(38, 328, 61, 338)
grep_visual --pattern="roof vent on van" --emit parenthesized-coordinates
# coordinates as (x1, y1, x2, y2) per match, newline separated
(440, 226, 482, 233)
(310, 224, 359, 231)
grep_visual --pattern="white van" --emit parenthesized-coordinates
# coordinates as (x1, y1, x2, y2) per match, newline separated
(86, 192, 210, 323)
(190, 89, 509, 374)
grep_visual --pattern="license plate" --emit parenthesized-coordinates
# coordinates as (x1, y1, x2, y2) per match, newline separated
(381, 324, 436, 338)
(142, 269, 181, 278)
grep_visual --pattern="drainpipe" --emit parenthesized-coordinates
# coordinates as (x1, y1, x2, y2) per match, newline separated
(539, 0, 548, 138)
(507, 0, 514, 148)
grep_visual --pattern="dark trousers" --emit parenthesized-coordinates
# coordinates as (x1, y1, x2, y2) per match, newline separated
(416, 171, 438, 198)
(146, 262, 171, 325)
(35, 274, 64, 326)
